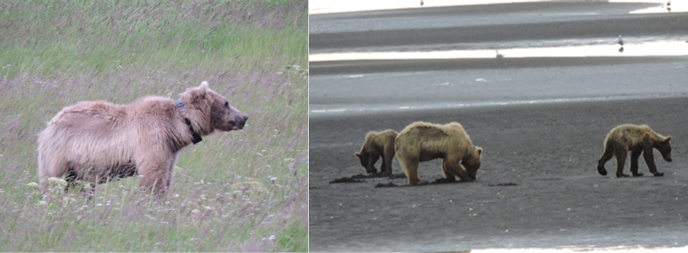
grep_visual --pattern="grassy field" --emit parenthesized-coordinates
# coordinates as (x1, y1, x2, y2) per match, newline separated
(0, 0, 308, 251)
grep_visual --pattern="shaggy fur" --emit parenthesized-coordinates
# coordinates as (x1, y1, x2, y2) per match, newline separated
(355, 129, 397, 175)
(597, 124, 672, 177)
(37, 81, 248, 197)
(394, 121, 482, 185)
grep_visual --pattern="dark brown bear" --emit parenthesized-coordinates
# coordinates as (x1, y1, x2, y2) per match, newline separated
(597, 124, 672, 177)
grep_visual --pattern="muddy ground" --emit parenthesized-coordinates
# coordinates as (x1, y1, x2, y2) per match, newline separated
(309, 97, 688, 251)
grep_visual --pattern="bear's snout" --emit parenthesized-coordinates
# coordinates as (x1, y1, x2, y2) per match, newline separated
(231, 114, 248, 130)
(663, 153, 672, 162)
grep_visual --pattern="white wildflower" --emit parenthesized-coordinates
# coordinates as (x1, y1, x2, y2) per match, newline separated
(47, 177, 68, 187)
(63, 197, 76, 204)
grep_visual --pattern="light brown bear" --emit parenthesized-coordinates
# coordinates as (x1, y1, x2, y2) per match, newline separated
(394, 121, 482, 185)
(37, 81, 248, 197)
(597, 124, 672, 177)
(355, 129, 397, 175)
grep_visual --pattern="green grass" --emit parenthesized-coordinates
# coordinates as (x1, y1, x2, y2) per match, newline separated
(0, 0, 308, 251)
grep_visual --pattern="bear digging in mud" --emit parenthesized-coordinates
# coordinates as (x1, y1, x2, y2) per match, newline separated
(394, 121, 482, 185)
(355, 129, 397, 175)
(37, 81, 248, 197)
(597, 124, 672, 178)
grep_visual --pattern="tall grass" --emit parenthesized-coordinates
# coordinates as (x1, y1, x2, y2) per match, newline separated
(0, 0, 308, 251)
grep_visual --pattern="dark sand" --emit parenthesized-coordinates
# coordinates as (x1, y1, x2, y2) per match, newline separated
(309, 97, 688, 252)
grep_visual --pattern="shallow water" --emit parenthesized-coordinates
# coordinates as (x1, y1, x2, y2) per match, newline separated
(310, 93, 688, 116)
(310, 40, 688, 62)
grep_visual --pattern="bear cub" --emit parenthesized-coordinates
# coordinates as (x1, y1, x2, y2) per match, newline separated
(597, 124, 672, 177)
(355, 129, 398, 175)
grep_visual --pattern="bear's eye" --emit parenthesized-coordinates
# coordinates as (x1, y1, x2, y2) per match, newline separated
(224, 101, 229, 108)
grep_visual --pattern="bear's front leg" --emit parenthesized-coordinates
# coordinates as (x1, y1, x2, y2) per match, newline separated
(643, 148, 664, 177)
(166, 154, 179, 192)
(136, 156, 172, 198)
(614, 150, 630, 177)
(441, 160, 456, 182)
(397, 156, 422, 185)
(367, 153, 380, 174)
(139, 169, 169, 197)
(629, 149, 644, 177)
(443, 158, 473, 182)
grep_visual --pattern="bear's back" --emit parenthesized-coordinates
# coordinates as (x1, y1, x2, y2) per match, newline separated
(364, 129, 397, 149)
(398, 121, 470, 145)
(375, 129, 398, 140)
(606, 124, 656, 147)
(49, 101, 128, 127)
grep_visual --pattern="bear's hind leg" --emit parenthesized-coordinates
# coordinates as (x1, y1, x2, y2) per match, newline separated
(643, 147, 664, 177)
(614, 149, 629, 177)
(382, 146, 395, 175)
(630, 148, 644, 177)
(597, 147, 613, 176)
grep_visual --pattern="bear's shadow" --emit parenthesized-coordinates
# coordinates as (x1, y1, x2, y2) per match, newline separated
(331, 173, 515, 188)
(329, 173, 406, 184)
(374, 178, 471, 188)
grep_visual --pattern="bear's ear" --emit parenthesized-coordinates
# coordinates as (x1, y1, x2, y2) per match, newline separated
(664, 135, 672, 142)
(355, 152, 361, 157)
(475, 146, 483, 156)
(198, 81, 209, 96)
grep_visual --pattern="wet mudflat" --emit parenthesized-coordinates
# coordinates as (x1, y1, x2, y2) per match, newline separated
(309, 1, 688, 251)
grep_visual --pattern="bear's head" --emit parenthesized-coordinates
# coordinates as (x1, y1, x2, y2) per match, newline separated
(461, 146, 482, 180)
(179, 81, 248, 136)
(656, 135, 672, 162)
(355, 152, 376, 174)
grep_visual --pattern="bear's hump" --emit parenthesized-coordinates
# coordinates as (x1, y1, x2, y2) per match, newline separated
(130, 96, 178, 115)
(50, 101, 126, 125)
